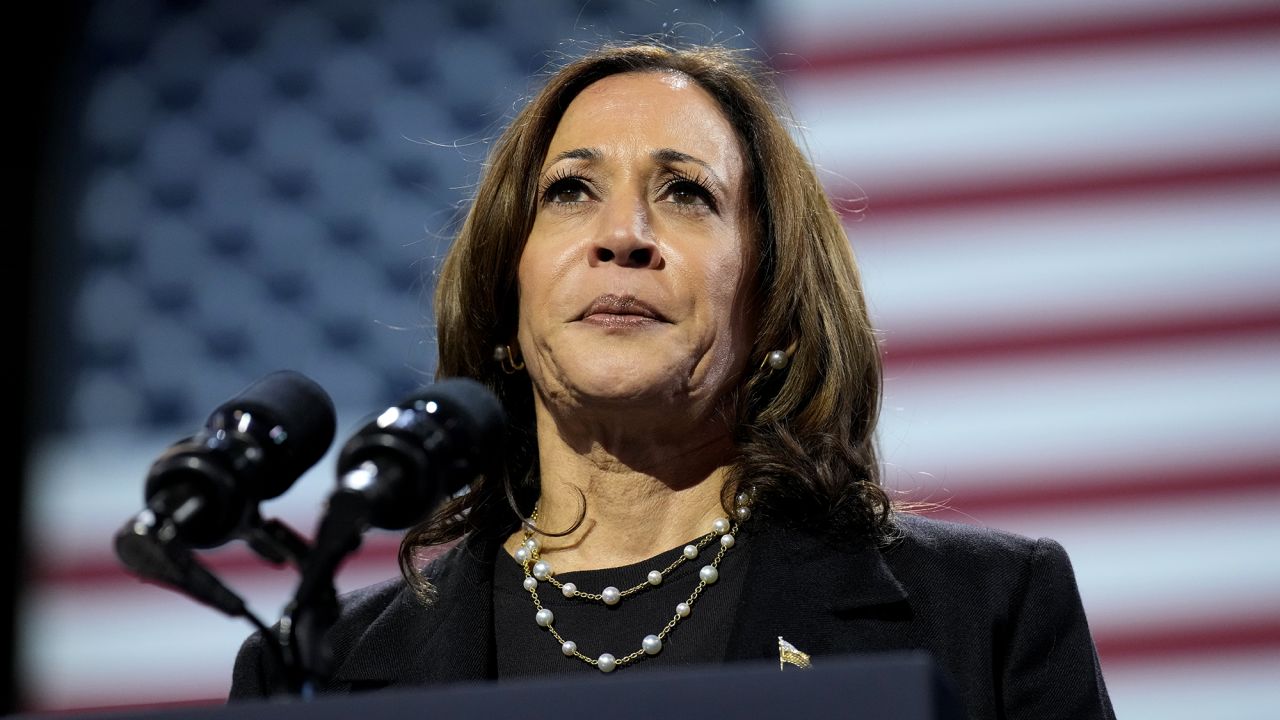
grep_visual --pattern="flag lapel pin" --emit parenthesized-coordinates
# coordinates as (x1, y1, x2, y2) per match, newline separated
(778, 636, 812, 670)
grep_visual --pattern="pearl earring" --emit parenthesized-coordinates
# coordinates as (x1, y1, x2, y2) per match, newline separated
(494, 343, 525, 373)
(760, 341, 797, 372)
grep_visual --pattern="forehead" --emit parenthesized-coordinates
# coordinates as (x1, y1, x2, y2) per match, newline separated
(545, 71, 744, 174)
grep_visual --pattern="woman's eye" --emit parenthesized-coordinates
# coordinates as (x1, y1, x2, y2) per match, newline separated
(664, 180, 713, 208)
(545, 178, 590, 204)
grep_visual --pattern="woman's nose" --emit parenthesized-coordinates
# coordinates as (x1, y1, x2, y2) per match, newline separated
(589, 198, 662, 269)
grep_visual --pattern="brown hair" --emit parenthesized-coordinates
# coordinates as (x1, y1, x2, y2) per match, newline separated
(400, 41, 889, 593)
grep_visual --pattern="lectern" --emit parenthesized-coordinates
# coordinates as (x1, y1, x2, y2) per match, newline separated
(40, 651, 966, 720)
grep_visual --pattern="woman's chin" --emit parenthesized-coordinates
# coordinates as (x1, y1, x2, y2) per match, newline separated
(563, 375, 682, 407)
(546, 340, 671, 379)
(545, 360, 690, 409)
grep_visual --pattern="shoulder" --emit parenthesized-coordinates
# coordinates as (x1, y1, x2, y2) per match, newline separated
(325, 539, 478, 655)
(325, 575, 417, 651)
(887, 511, 1069, 566)
(339, 574, 410, 621)
(336, 537, 474, 626)
(882, 512, 1079, 611)
(890, 511, 1042, 555)
(881, 514, 1113, 717)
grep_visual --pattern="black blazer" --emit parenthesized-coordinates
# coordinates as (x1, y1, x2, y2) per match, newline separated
(230, 514, 1115, 719)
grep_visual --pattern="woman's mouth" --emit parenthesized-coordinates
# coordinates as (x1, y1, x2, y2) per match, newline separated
(579, 294, 667, 327)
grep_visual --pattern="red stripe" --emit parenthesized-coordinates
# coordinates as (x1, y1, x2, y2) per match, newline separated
(31, 533, 403, 587)
(1097, 616, 1280, 664)
(900, 460, 1280, 519)
(774, 6, 1280, 76)
(23, 697, 225, 716)
(880, 307, 1280, 369)
(836, 156, 1280, 217)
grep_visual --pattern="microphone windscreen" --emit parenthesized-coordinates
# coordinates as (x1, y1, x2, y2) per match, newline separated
(410, 377, 506, 490)
(331, 375, 507, 530)
(213, 369, 337, 499)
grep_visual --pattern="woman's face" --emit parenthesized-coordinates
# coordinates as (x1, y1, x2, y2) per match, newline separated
(516, 71, 755, 421)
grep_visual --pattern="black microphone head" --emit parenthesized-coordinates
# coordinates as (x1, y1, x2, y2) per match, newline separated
(392, 376, 507, 497)
(143, 370, 336, 548)
(336, 376, 505, 530)
(208, 369, 337, 499)
(417, 377, 507, 475)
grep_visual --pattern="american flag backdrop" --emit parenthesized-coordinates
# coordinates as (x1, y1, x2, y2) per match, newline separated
(767, 1, 1280, 718)
(18, 1, 1279, 717)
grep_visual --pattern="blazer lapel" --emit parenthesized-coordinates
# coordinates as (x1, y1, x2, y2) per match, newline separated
(330, 532, 500, 689)
(725, 524, 911, 664)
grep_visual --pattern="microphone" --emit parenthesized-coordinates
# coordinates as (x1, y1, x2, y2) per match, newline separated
(331, 376, 507, 531)
(137, 369, 337, 549)
(282, 378, 504, 689)
(113, 370, 336, 681)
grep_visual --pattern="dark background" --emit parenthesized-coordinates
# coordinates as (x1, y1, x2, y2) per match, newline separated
(13, 4, 90, 713)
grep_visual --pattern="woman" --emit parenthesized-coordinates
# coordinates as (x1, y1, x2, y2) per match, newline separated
(231, 42, 1115, 718)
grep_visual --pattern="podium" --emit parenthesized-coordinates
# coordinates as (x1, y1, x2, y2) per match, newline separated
(43, 651, 966, 720)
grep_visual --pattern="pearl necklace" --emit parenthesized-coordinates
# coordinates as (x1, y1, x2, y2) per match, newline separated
(517, 507, 745, 673)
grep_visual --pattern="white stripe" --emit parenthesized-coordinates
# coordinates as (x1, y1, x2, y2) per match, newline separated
(879, 334, 1280, 489)
(849, 182, 1280, 343)
(764, 0, 1277, 57)
(1104, 650, 1280, 720)
(782, 36, 1280, 197)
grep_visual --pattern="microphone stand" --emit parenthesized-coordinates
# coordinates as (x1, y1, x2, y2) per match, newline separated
(114, 506, 318, 688)
(115, 485, 376, 698)
(241, 510, 312, 570)
(278, 490, 371, 697)
(115, 512, 258, 622)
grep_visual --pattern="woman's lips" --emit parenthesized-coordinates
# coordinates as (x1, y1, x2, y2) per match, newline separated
(578, 294, 668, 327)
(580, 312, 662, 328)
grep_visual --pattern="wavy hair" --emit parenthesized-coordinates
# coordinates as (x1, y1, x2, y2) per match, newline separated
(400, 41, 889, 597)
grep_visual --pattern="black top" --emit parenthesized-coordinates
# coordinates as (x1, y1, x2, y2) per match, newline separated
(493, 534, 748, 678)
(230, 514, 1116, 719)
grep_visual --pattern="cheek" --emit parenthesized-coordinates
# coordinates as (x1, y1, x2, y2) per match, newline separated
(701, 236, 752, 321)
(515, 235, 553, 316)
(513, 253, 533, 333)
(514, 245, 551, 354)
(670, 238, 754, 383)
(515, 231, 576, 350)
(518, 227, 578, 299)
(706, 234, 757, 367)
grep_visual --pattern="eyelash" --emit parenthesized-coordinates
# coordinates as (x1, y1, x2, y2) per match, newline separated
(658, 169, 718, 212)
(537, 168, 720, 212)
(538, 168, 589, 204)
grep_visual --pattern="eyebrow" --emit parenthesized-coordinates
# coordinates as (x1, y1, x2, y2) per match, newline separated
(651, 148, 717, 178)
(540, 147, 723, 185)
(543, 147, 599, 168)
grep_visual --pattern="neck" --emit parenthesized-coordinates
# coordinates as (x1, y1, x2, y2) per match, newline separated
(504, 398, 737, 571)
